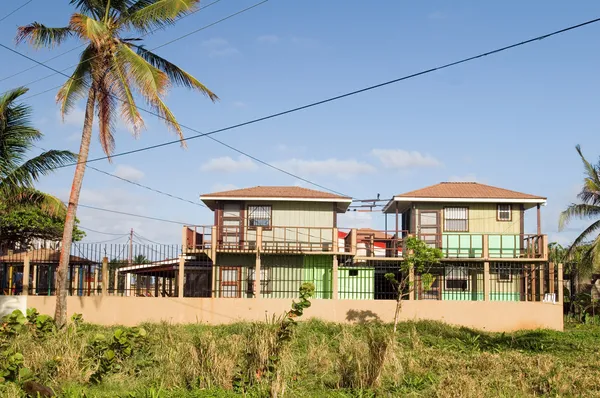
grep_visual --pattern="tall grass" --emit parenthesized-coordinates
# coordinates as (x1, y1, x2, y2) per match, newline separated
(1, 319, 599, 397)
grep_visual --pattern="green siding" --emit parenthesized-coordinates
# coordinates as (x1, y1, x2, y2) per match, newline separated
(441, 291, 484, 301)
(490, 292, 521, 302)
(303, 255, 332, 299)
(487, 235, 522, 258)
(441, 234, 522, 258)
(261, 255, 303, 298)
(338, 267, 374, 300)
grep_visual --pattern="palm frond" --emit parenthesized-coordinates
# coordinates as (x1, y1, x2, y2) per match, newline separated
(69, 13, 109, 45)
(1, 188, 67, 217)
(125, 0, 199, 32)
(559, 204, 600, 230)
(133, 45, 218, 101)
(56, 46, 95, 119)
(566, 219, 600, 258)
(0, 150, 78, 192)
(111, 55, 145, 136)
(16, 23, 72, 48)
(69, 0, 106, 19)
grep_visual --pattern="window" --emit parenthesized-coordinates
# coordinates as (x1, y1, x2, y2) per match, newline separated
(247, 267, 272, 294)
(248, 205, 271, 228)
(444, 207, 468, 232)
(497, 204, 512, 221)
(445, 266, 469, 291)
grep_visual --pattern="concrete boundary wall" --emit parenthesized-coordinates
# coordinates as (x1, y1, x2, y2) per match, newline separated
(27, 296, 563, 332)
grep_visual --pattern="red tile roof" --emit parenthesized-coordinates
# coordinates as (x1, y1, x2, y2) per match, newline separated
(395, 182, 545, 200)
(201, 186, 351, 200)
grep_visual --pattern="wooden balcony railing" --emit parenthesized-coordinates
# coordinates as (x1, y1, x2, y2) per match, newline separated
(182, 225, 547, 260)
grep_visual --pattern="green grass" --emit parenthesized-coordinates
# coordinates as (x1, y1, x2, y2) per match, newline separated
(1, 319, 599, 397)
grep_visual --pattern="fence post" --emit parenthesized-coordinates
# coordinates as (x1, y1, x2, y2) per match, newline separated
(31, 258, 37, 295)
(178, 254, 185, 298)
(351, 229, 357, 256)
(332, 255, 338, 300)
(254, 227, 262, 298)
(23, 251, 30, 296)
(113, 268, 118, 295)
(483, 261, 490, 301)
(557, 263, 563, 303)
(74, 266, 80, 297)
(332, 227, 338, 253)
(482, 235, 489, 260)
(101, 257, 108, 296)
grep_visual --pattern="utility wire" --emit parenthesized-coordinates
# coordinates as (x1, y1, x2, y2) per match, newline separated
(0, 0, 223, 86)
(0, 0, 33, 23)
(73, 203, 194, 225)
(78, 226, 130, 236)
(9, 15, 598, 197)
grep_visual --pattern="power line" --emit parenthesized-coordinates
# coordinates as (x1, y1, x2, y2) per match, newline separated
(133, 232, 164, 245)
(0, 0, 223, 86)
(78, 226, 130, 237)
(73, 203, 194, 225)
(0, 0, 33, 23)
(13, 15, 598, 192)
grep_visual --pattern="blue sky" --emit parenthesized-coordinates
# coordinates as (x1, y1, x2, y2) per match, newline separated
(0, 0, 598, 244)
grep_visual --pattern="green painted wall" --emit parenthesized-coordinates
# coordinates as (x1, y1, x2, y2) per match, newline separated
(303, 255, 332, 299)
(338, 267, 374, 300)
(261, 255, 303, 299)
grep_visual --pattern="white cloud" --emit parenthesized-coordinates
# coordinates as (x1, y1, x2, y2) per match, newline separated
(200, 156, 258, 173)
(257, 35, 280, 44)
(58, 106, 86, 126)
(201, 38, 240, 58)
(371, 149, 442, 169)
(338, 211, 373, 229)
(274, 158, 375, 179)
(232, 101, 247, 108)
(113, 165, 145, 182)
(448, 173, 479, 183)
(201, 37, 229, 48)
(211, 183, 238, 192)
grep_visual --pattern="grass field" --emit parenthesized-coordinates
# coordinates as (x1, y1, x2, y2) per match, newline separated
(1, 316, 599, 397)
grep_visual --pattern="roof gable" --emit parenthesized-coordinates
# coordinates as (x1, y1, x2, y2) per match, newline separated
(395, 182, 545, 200)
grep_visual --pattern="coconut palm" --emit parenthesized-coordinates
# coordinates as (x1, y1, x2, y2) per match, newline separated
(16, 0, 218, 326)
(0, 86, 76, 222)
(559, 145, 600, 278)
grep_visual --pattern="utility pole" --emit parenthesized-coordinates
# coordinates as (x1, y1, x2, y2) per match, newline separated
(128, 228, 133, 265)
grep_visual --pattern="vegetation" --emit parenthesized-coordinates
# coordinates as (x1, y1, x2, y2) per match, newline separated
(385, 236, 443, 332)
(559, 145, 600, 276)
(16, 0, 218, 327)
(0, 87, 77, 250)
(1, 309, 600, 397)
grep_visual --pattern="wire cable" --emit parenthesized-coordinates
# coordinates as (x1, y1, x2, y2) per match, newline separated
(73, 203, 195, 225)
(0, 0, 34, 23)
(78, 226, 130, 236)
(7, 15, 598, 198)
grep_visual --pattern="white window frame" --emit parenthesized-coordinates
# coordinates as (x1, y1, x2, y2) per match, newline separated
(497, 204, 512, 221)
(444, 207, 468, 232)
(247, 205, 272, 228)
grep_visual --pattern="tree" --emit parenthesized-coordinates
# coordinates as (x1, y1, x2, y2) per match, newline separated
(0, 206, 85, 249)
(17, 0, 218, 327)
(0, 87, 77, 249)
(559, 145, 600, 279)
(385, 236, 442, 333)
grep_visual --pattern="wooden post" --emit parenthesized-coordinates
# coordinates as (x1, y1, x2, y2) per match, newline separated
(483, 262, 490, 301)
(181, 226, 188, 250)
(332, 255, 339, 300)
(332, 227, 339, 253)
(125, 273, 132, 297)
(395, 202, 399, 237)
(101, 257, 108, 296)
(557, 263, 563, 303)
(549, 262, 555, 295)
(482, 235, 489, 260)
(351, 228, 357, 256)
(23, 252, 30, 296)
(537, 204, 541, 236)
(113, 268, 118, 295)
(178, 255, 185, 298)
(211, 226, 217, 260)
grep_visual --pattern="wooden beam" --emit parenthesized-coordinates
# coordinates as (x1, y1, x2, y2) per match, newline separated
(537, 204, 541, 235)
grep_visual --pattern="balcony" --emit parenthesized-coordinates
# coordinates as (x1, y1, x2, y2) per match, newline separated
(182, 226, 547, 260)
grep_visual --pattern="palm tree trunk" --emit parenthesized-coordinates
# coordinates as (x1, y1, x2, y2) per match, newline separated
(54, 87, 96, 327)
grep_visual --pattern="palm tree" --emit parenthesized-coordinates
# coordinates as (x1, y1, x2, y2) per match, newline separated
(0, 87, 77, 246)
(16, 0, 218, 327)
(559, 145, 600, 279)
